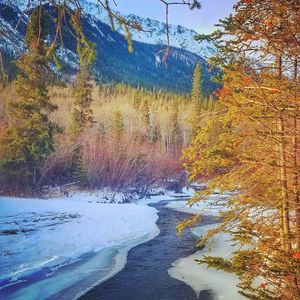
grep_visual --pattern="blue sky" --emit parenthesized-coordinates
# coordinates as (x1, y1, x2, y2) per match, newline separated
(112, 0, 236, 33)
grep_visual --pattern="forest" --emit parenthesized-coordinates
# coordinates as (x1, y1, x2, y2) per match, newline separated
(0, 0, 299, 299)
(0, 62, 214, 193)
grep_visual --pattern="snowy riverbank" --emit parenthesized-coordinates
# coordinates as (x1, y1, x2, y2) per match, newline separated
(0, 188, 195, 299)
(0, 193, 160, 298)
(167, 199, 244, 299)
(0, 187, 244, 300)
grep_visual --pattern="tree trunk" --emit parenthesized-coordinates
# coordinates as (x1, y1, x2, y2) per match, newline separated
(278, 114, 292, 252)
(292, 58, 300, 249)
(276, 54, 292, 252)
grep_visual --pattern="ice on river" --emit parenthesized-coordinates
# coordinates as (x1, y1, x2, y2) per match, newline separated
(0, 194, 159, 299)
(167, 197, 245, 299)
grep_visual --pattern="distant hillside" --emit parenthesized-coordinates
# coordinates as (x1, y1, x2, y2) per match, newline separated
(0, 1, 218, 94)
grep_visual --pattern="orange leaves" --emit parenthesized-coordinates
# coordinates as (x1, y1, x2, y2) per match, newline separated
(293, 252, 300, 259)
(212, 88, 221, 98)
(284, 275, 295, 282)
(244, 0, 253, 4)
(250, 35, 259, 41)
(242, 33, 260, 41)
(235, 15, 242, 22)
(259, 283, 267, 289)
(242, 76, 252, 85)
(242, 33, 252, 40)
(264, 20, 273, 29)
(212, 87, 231, 100)
(243, 128, 250, 136)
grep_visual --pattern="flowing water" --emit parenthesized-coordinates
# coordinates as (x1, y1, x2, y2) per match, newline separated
(80, 199, 218, 300)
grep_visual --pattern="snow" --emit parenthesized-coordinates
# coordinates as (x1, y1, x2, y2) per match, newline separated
(0, 194, 159, 298)
(166, 195, 245, 299)
(139, 187, 195, 206)
(0, 187, 243, 299)
(168, 224, 244, 299)
(165, 192, 230, 216)
(0, 18, 24, 57)
(67, 0, 215, 58)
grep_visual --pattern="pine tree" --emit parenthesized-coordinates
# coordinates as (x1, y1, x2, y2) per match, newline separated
(170, 101, 181, 150)
(69, 10, 96, 185)
(113, 110, 124, 134)
(71, 150, 87, 185)
(0, 7, 61, 190)
(132, 93, 141, 110)
(183, 1, 300, 298)
(141, 99, 151, 139)
(207, 95, 215, 111)
(70, 10, 96, 137)
(191, 62, 203, 103)
(71, 66, 95, 136)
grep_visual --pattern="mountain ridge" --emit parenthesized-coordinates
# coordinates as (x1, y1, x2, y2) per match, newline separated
(0, 1, 217, 94)
(77, 0, 215, 58)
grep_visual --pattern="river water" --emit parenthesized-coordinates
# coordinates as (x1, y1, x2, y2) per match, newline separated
(80, 199, 218, 300)
(1, 198, 219, 300)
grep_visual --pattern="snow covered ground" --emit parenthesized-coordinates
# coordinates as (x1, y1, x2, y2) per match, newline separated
(166, 196, 245, 299)
(0, 187, 243, 299)
(0, 192, 162, 299)
(165, 191, 233, 217)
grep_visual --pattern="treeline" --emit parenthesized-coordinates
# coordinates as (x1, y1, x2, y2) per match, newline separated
(0, 80, 213, 193)
(50, 83, 215, 148)
(183, 0, 300, 299)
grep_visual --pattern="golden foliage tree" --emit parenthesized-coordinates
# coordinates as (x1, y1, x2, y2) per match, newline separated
(183, 0, 300, 298)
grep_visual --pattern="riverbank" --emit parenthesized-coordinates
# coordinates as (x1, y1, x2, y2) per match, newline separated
(167, 200, 245, 299)
(0, 188, 244, 300)
(0, 189, 195, 299)
(0, 193, 160, 299)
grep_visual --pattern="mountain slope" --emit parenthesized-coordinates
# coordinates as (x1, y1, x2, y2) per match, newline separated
(0, 1, 217, 94)
(78, 0, 215, 58)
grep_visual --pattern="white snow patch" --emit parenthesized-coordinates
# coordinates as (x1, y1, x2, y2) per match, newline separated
(0, 194, 159, 298)
(165, 193, 230, 216)
(139, 188, 195, 206)
(166, 196, 245, 299)
(0, 186, 206, 299)
(168, 224, 244, 299)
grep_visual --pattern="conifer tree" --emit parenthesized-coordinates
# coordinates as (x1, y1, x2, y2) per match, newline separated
(132, 94, 141, 110)
(70, 10, 96, 137)
(183, 0, 300, 299)
(71, 150, 88, 185)
(141, 99, 151, 139)
(191, 62, 203, 103)
(71, 66, 95, 135)
(69, 10, 96, 185)
(207, 95, 215, 111)
(113, 110, 124, 135)
(170, 101, 181, 150)
(0, 7, 60, 190)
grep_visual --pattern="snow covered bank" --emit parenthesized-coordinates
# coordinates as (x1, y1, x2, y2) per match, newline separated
(168, 224, 244, 299)
(139, 187, 195, 206)
(0, 194, 159, 299)
(165, 192, 229, 216)
(166, 196, 245, 299)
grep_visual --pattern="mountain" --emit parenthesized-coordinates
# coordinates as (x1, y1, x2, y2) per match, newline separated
(0, 1, 217, 94)
(77, 0, 215, 58)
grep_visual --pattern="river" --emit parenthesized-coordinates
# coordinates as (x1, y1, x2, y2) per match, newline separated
(80, 199, 218, 300)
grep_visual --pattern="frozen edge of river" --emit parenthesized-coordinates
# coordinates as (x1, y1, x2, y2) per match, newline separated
(0, 195, 162, 299)
(73, 225, 160, 299)
(166, 200, 245, 300)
